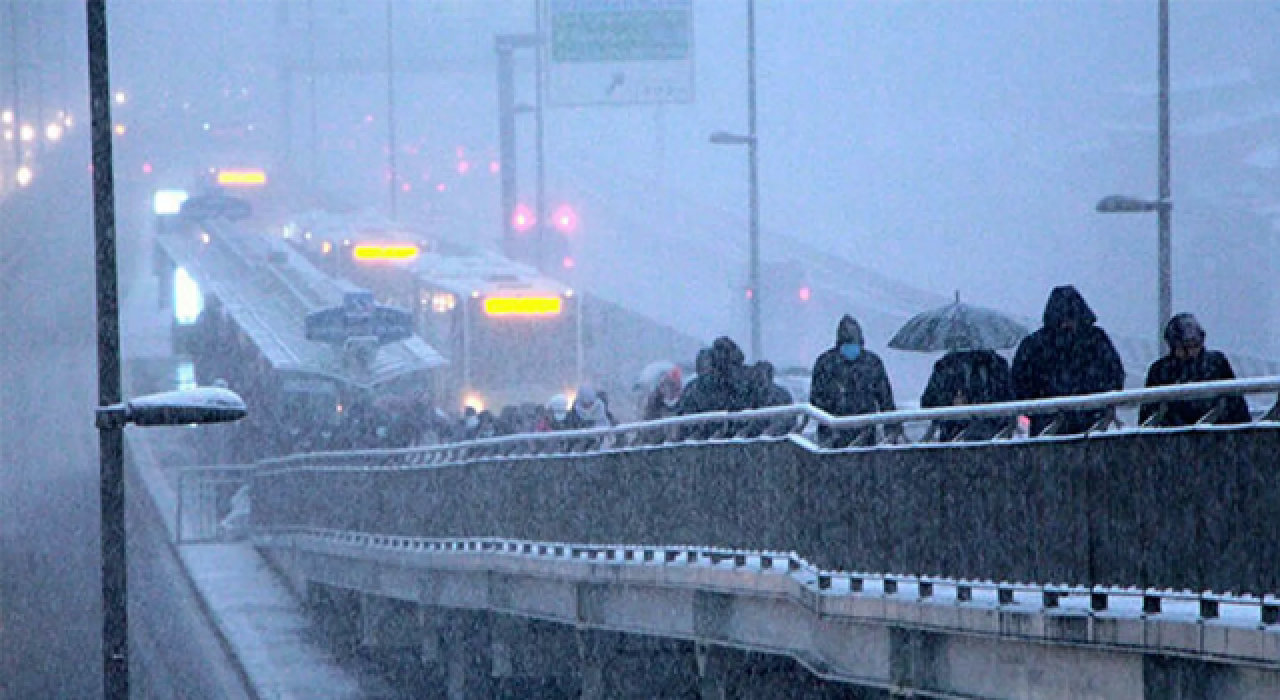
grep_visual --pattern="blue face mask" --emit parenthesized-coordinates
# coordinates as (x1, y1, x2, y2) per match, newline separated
(840, 342, 862, 361)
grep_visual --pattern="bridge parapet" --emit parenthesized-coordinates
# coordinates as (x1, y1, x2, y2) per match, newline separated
(252, 378, 1280, 697)
(254, 377, 1280, 595)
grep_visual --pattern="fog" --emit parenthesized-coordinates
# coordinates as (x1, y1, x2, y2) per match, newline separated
(6, 0, 1279, 376)
(2, 2, 1278, 696)
(43, 1, 1259, 373)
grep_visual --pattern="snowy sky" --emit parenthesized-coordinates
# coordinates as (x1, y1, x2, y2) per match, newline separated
(14, 0, 1279, 362)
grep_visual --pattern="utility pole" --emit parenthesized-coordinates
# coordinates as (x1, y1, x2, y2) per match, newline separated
(278, 1, 292, 176)
(1156, 0, 1172, 346)
(534, 0, 547, 271)
(496, 40, 519, 254)
(495, 33, 537, 263)
(385, 0, 398, 220)
(746, 0, 761, 362)
(85, 2, 128, 698)
(307, 0, 318, 177)
(8, 0, 20, 166)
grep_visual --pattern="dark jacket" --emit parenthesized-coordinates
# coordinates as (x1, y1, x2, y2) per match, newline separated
(921, 349, 1013, 441)
(811, 317, 896, 417)
(643, 390, 681, 421)
(1141, 351, 1250, 426)
(1012, 286, 1125, 435)
(678, 337, 752, 415)
(811, 316, 897, 446)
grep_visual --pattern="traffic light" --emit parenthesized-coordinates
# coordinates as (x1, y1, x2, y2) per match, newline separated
(512, 203, 536, 233)
(551, 204, 579, 234)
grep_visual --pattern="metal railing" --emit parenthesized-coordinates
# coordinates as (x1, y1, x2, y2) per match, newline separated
(257, 376, 1280, 474)
(258, 527, 1280, 633)
(176, 465, 256, 544)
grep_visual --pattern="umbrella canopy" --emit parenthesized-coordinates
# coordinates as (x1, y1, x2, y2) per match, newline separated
(634, 360, 678, 392)
(889, 295, 1029, 353)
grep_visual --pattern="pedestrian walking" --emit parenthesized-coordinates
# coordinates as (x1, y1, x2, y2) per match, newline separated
(920, 343, 1013, 441)
(1011, 285, 1125, 435)
(810, 315, 900, 447)
(678, 337, 751, 415)
(1140, 313, 1251, 426)
(565, 386, 616, 430)
(643, 366, 684, 421)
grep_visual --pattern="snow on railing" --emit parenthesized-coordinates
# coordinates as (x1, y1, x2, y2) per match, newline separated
(257, 376, 1280, 473)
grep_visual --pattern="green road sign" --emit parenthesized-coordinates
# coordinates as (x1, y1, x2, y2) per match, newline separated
(551, 3, 692, 63)
(545, 0, 696, 106)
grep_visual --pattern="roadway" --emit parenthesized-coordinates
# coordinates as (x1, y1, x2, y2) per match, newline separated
(0, 140, 251, 699)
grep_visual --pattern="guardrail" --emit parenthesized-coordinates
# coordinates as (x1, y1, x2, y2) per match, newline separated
(259, 376, 1280, 473)
(252, 376, 1280, 598)
(260, 527, 1280, 631)
(177, 465, 255, 544)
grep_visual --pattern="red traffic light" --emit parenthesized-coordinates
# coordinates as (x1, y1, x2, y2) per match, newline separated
(512, 203, 536, 233)
(551, 204, 579, 234)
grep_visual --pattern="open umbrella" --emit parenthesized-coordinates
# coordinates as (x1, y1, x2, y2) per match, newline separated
(634, 360, 678, 392)
(889, 293, 1029, 353)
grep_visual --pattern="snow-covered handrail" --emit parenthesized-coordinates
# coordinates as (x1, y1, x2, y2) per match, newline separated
(256, 375, 1280, 472)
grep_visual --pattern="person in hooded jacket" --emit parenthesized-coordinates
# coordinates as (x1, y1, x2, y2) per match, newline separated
(810, 315, 900, 447)
(545, 394, 572, 431)
(920, 336, 1014, 441)
(643, 367, 685, 421)
(678, 337, 752, 416)
(1140, 313, 1251, 427)
(564, 385, 616, 430)
(676, 348, 712, 411)
(1012, 285, 1125, 436)
(747, 361, 795, 436)
(751, 361, 793, 408)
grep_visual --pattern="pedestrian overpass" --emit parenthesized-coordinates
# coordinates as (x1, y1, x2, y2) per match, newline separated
(240, 378, 1280, 699)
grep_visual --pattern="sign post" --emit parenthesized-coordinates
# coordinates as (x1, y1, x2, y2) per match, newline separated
(545, 0, 695, 107)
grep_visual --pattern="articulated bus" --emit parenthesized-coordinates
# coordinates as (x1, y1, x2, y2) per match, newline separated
(400, 253, 582, 413)
(282, 215, 582, 413)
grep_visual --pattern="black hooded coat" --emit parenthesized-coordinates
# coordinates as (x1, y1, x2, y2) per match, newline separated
(920, 349, 1013, 441)
(811, 316, 898, 446)
(678, 337, 751, 416)
(811, 316, 896, 417)
(1011, 286, 1125, 435)
(1140, 316, 1250, 426)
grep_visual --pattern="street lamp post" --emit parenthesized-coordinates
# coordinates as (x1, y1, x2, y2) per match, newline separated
(709, 0, 761, 362)
(534, 0, 548, 271)
(1156, 0, 1172, 344)
(385, 0, 398, 221)
(86, 4, 249, 698)
(85, 3, 128, 697)
(1098, 0, 1171, 350)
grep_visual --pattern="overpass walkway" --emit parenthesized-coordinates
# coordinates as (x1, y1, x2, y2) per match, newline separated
(250, 377, 1280, 698)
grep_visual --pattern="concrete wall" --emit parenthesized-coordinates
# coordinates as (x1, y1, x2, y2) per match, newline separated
(253, 426, 1280, 594)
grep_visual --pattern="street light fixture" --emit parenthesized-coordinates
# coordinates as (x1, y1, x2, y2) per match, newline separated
(709, 130, 754, 146)
(709, 0, 762, 362)
(1096, 195, 1170, 214)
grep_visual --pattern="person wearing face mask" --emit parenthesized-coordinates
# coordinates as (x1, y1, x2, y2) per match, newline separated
(1012, 285, 1125, 436)
(1140, 313, 1251, 427)
(810, 315, 899, 447)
